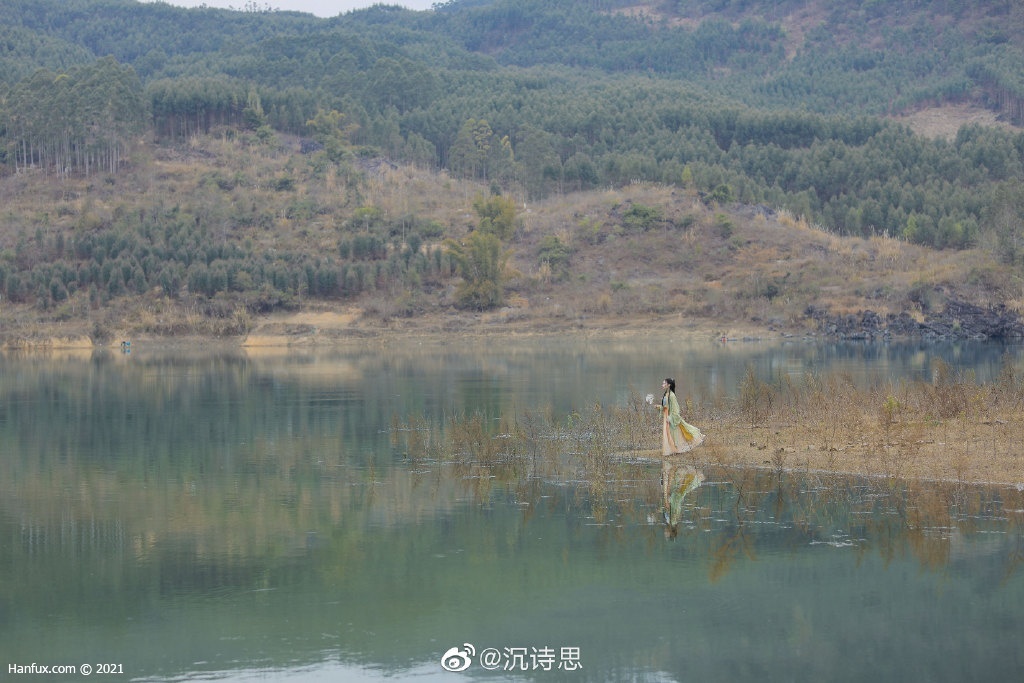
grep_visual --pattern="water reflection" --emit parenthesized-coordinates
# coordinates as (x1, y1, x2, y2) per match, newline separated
(660, 461, 704, 539)
(1, 340, 1023, 681)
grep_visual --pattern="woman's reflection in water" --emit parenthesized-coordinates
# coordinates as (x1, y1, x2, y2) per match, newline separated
(661, 459, 704, 540)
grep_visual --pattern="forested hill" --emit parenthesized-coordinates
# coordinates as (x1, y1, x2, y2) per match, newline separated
(1, 0, 1023, 339)
(5, 0, 1024, 115)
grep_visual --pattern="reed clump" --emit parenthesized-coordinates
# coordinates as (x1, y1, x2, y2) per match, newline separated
(719, 357, 1024, 484)
(394, 358, 1024, 486)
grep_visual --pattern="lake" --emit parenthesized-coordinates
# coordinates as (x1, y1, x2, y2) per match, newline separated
(1, 337, 1022, 682)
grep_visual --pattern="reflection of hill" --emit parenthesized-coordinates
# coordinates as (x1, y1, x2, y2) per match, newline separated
(2, 345, 1023, 679)
(4, 452, 1022, 679)
(4, 437, 1020, 582)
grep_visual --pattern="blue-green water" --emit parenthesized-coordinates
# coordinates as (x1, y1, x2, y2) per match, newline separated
(1, 338, 1022, 682)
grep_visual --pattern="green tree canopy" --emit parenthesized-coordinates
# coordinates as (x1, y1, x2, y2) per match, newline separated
(472, 193, 518, 241)
(445, 231, 508, 310)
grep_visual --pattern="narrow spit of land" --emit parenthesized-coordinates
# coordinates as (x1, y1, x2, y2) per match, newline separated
(689, 363, 1024, 486)
(420, 363, 1024, 488)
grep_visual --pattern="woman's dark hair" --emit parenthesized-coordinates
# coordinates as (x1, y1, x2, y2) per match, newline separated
(664, 378, 676, 394)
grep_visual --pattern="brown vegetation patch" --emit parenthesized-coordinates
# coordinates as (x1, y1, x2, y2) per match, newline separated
(610, 5, 694, 28)
(1, 335, 93, 350)
(777, 2, 828, 60)
(897, 104, 1021, 140)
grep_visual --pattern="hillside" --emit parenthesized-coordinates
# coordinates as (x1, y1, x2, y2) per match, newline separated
(0, 133, 1019, 347)
(1, 0, 1023, 345)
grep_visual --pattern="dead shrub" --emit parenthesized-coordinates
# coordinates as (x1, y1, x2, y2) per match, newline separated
(738, 364, 775, 426)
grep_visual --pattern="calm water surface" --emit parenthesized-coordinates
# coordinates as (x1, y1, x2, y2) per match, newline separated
(1, 337, 1022, 682)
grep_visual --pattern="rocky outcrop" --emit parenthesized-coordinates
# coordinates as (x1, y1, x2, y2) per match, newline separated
(806, 299, 1024, 340)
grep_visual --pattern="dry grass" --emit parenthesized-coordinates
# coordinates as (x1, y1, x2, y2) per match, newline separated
(397, 359, 1024, 487)
(715, 357, 1024, 485)
(898, 104, 1021, 141)
(506, 184, 1022, 339)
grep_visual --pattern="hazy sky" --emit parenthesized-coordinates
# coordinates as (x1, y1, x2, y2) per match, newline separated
(144, 1, 438, 18)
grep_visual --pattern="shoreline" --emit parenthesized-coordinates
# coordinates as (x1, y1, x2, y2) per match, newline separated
(0, 309, 791, 350)
(4, 292, 1019, 350)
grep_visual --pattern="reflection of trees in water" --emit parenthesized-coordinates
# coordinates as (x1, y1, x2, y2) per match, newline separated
(5, 415, 1022, 649)
(635, 464, 1024, 582)
(4, 350, 1022, 602)
(397, 401, 1024, 583)
(5, 343, 1023, 681)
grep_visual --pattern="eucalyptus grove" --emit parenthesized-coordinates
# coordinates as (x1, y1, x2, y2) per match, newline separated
(5, 57, 145, 175)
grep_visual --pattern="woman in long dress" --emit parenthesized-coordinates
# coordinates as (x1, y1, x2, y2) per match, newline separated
(659, 378, 704, 456)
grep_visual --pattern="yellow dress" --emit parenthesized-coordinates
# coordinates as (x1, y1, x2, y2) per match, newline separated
(661, 390, 704, 456)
